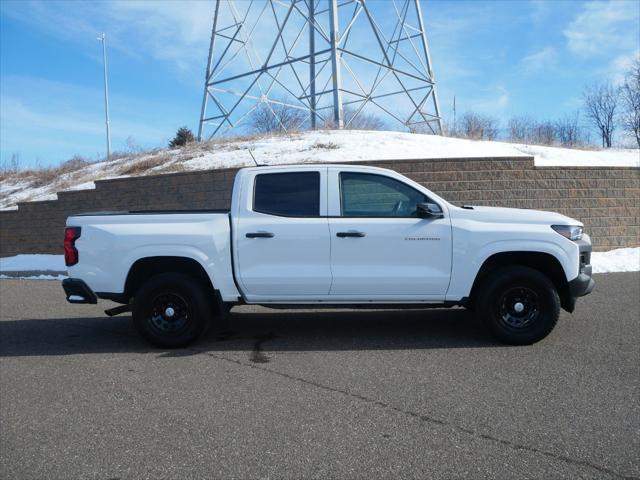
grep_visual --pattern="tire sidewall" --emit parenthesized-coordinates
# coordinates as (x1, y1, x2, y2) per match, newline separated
(133, 273, 211, 348)
(479, 267, 560, 345)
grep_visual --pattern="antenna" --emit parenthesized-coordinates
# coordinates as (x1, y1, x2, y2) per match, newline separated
(453, 95, 456, 135)
(97, 32, 111, 161)
(247, 148, 260, 167)
(198, 0, 444, 140)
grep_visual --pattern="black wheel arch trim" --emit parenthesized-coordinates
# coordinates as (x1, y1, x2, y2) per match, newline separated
(467, 251, 589, 313)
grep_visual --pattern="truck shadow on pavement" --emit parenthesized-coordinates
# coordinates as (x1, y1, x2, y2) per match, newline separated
(0, 307, 503, 358)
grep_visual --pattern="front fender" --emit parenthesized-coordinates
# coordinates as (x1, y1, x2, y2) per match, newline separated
(446, 238, 579, 301)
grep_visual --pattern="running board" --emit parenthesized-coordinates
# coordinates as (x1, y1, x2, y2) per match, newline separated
(105, 304, 132, 317)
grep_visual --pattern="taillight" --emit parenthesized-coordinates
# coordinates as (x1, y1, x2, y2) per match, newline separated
(64, 227, 81, 266)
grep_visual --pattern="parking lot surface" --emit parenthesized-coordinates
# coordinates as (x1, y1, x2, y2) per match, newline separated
(1, 273, 639, 479)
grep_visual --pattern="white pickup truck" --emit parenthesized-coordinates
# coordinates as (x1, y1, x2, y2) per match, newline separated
(62, 164, 594, 347)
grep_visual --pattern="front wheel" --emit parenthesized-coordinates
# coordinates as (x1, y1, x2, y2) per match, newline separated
(477, 266, 560, 345)
(132, 273, 212, 348)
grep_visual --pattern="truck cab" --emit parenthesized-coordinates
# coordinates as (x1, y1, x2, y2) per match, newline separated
(232, 165, 452, 302)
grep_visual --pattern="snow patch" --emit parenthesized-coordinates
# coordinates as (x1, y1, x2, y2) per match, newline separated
(591, 248, 640, 274)
(514, 144, 640, 167)
(0, 274, 67, 281)
(63, 181, 96, 192)
(0, 254, 66, 272)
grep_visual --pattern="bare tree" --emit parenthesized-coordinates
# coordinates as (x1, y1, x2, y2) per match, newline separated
(620, 57, 640, 147)
(442, 118, 459, 137)
(555, 112, 581, 147)
(529, 120, 556, 145)
(343, 106, 387, 130)
(125, 136, 141, 153)
(10, 152, 21, 171)
(507, 116, 534, 143)
(459, 112, 499, 140)
(583, 82, 618, 148)
(507, 114, 584, 147)
(0, 153, 21, 174)
(248, 98, 308, 134)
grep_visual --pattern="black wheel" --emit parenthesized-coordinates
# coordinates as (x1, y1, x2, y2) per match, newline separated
(132, 273, 212, 348)
(476, 266, 560, 345)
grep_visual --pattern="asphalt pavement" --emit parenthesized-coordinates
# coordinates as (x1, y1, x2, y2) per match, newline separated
(1, 273, 639, 479)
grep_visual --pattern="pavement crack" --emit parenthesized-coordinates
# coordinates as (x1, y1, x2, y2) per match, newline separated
(194, 348, 637, 480)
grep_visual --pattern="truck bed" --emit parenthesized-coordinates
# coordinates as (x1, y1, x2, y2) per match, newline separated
(66, 210, 238, 300)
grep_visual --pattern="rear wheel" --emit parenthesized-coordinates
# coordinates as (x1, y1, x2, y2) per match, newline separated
(132, 273, 212, 348)
(477, 266, 560, 345)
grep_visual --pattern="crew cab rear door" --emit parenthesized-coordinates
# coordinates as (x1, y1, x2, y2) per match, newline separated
(327, 167, 452, 299)
(234, 167, 331, 301)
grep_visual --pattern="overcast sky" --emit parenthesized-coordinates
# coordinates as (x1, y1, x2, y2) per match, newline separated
(1, 0, 639, 167)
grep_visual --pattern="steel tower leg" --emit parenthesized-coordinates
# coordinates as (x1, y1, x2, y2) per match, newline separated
(198, 0, 221, 141)
(309, 0, 317, 129)
(328, 0, 343, 128)
(414, 0, 443, 135)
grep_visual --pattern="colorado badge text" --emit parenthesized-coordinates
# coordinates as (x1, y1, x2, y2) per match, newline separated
(404, 237, 440, 241)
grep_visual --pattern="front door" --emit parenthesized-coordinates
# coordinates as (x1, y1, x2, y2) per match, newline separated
(328, 170, 452, 299)
(236, 169, 331, 300)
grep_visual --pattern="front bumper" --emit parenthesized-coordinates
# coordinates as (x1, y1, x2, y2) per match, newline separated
(568, 271, 595, 298)
(564, 237, 594, 311)
(62, 278, 98, 304)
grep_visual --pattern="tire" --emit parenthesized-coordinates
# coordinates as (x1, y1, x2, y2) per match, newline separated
(132, 273, 212, 348)
(476, 266, 560, 345)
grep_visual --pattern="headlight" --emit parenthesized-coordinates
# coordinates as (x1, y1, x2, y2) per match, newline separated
(551, 225, 583, 241)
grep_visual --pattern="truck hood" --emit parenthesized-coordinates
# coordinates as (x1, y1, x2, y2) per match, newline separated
(450, 205, 582, 226)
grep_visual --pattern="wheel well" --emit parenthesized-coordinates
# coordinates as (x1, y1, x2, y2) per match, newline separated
(124, 256, 215, 300)
(468, 251, 570, 310)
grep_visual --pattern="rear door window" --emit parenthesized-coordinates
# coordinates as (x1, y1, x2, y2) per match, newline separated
(253, 172, 320, 217)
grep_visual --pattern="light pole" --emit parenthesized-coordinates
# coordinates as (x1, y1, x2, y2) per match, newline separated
(97, 32, 111, 162)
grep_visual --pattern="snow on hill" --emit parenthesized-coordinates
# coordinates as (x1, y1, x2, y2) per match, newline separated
(1, 130, 638, 210)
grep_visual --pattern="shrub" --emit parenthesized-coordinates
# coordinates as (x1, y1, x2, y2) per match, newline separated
(169, 127, 196, 148)
(60, 155, 91, 173)
(118, 154, 172, 176)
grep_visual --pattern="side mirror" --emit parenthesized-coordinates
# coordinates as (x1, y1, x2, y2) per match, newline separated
(417, 202, 443, 219)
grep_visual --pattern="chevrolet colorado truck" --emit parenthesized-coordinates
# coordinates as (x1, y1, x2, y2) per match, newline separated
(62, 164, 594, 347)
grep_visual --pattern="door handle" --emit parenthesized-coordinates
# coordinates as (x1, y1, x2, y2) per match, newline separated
(246, 232, 274, 238)
(336, 231, 366, 238)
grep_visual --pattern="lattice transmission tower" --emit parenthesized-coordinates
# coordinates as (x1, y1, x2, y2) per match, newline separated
(197, 0, 443, 140)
